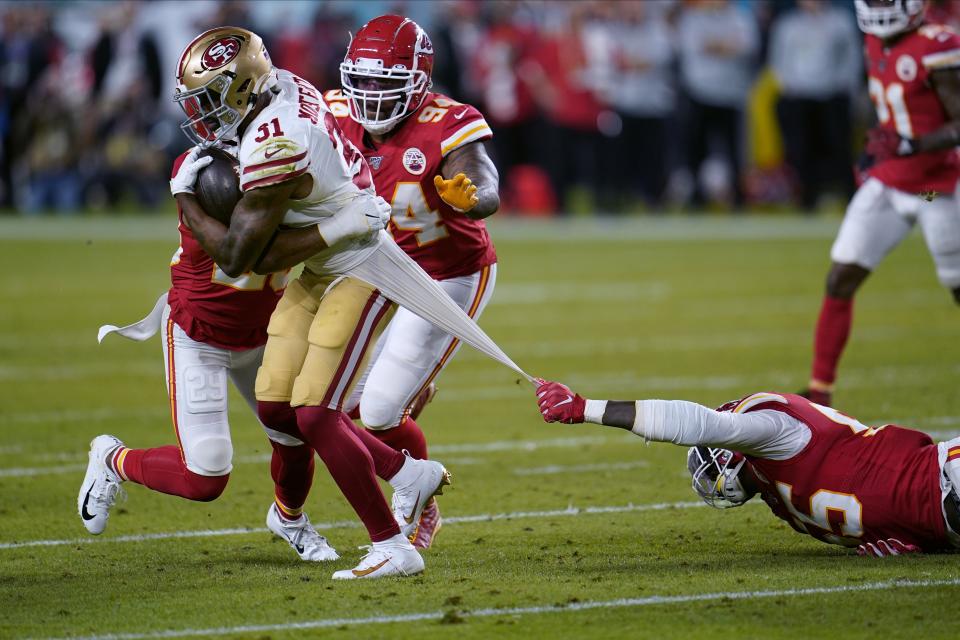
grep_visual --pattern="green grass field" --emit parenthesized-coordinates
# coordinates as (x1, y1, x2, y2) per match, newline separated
(2, 215, 959, 639)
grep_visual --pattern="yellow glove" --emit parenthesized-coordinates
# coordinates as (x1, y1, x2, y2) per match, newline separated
(433, 172, 478, 213)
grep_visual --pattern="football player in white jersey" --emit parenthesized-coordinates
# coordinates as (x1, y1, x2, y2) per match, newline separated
(168, 27, 451, 579)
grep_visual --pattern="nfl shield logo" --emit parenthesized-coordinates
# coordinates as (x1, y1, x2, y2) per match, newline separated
(369, 156, 383, 171)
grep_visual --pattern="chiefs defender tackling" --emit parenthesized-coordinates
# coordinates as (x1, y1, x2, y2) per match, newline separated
(325, 14, 500, 549)
(78, 150, 339, 563)
(804, 0, 960, 406)
(86, 27, 456, 579)
(535, 380, 960, 556)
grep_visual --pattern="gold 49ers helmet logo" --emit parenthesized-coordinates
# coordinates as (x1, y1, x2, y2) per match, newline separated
(202, 36, 242, 70)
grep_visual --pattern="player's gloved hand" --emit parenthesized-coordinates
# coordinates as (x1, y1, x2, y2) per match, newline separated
(865, 127, 916, 163)
(316, 195, 392, 246)
(535, 379, 586, 424)
(856, 538, 921, 558)
(170, 147, 213, 196)
(434, 172, 478, 213)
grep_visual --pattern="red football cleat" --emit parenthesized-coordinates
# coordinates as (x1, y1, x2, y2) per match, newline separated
(410, 497, 441, 549)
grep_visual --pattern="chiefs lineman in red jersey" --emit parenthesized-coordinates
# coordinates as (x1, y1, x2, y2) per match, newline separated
(804, 0, 960, 406)
(77, 151, 338, 563)
(324, 15, 501, 548)
(535, 381, 960, 556)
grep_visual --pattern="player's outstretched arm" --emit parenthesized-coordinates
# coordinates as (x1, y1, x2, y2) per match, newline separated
(534, 380, 806, 457)
(435, 141, 500, 220)
(176, 176, 307, 277)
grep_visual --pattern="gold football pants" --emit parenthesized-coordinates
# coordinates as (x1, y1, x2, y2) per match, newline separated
(255, 271, 395, 409)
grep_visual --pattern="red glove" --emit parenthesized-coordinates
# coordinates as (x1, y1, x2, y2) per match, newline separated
(535, 379, 586, 424)
(865, 127, 915, 163)
(856, 538, 921, 558)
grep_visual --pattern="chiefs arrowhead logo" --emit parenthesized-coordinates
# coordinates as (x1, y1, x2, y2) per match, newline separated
(202, 36, 242, 70)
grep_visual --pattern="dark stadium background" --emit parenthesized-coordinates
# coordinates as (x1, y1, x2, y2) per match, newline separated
(5, 0, 948, 218)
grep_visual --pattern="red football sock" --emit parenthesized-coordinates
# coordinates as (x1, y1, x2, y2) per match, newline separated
(811, 295, 854, 385)
(270, 441, 314, 521)
(295, 405, 400, 542)
(114, 445, 228, 502)
(349, 416, 406, 480)
(366, 416, 428, 460)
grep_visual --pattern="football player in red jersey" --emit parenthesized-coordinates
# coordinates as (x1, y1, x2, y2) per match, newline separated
(78, 150, 339, 563)
(804, 0, 960, 406)
(535, 380, 960, 556)
(324, 14, 501, 548)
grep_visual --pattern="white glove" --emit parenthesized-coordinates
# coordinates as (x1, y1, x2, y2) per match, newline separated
(170, 148, 214, 196)
(315, 195, 392, 246)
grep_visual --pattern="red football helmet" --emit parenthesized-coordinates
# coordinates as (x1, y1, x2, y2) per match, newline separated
(854, 0, 926, 39)
(340, 15, 434, 135)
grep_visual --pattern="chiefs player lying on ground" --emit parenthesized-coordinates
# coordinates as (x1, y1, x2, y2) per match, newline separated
(535, 381, 960, 557)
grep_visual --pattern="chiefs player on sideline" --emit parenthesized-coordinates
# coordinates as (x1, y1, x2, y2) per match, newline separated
(150, 27, 449, 579)
(78, 150, 338, 563)
(535, 380, 960, 557)
(803, 0, 960, 406)
(325, 14, 500, 549)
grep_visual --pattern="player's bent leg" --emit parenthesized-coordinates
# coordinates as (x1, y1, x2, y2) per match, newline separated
(289, 276, 394, 409)
(229, 344, 333, 561)
(808, 180, 906, 403)
(916, 192, 960, 302)
(118, 446, 230, 501)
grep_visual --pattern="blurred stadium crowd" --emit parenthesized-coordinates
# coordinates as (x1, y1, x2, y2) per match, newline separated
(3, 0, 960, 216)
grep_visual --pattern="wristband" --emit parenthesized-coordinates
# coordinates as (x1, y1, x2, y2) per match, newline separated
(584, 399, 607, 424)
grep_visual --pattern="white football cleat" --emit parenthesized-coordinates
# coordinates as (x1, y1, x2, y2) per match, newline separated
(331, 536, 424, 580)
(389, 454, 451, 539)
(77, 435, 125, 535)
(266, 503, 339, 562)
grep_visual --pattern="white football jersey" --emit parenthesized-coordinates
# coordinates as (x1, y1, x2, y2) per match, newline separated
(237, 69, 380, 274)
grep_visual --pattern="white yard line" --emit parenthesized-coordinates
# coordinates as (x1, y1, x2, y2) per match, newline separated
(513, 461, 649, 475)
(0, 500, 706, 550)
(42, 578, 960, 640)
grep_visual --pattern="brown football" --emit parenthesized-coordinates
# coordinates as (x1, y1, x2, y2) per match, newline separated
(194, 148, 241, 225)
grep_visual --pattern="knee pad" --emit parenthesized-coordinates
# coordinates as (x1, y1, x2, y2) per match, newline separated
(186, 435, 233, 476)
(360, 394, 404, 429)
(183, 470, 229, 502)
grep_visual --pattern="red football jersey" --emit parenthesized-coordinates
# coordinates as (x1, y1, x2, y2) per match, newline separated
(865, 24, 960, 194)
(732, 393, 948, 551)
(167, 152, 288, 351)
(324, 90, 498, 280)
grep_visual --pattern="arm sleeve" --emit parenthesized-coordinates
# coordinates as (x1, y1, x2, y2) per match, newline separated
(632, 400, 810, 460)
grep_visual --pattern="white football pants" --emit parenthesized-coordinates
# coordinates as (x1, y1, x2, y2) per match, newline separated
(832, 178, 960, 288)
(345, 264, 497, 429)
(160, 305, 303, 477)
